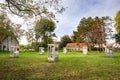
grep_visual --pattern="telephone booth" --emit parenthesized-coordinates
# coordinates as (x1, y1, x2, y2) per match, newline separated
(48, 44, 58, 62)
(63, 47, 67, 54)
(82, 46, 88, 54)
(39, 47, 44, 54)
(10, 46, 19, 58)
(105, 46, 114, 57)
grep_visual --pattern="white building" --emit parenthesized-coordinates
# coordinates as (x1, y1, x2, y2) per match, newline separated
(0, 36, 19, 51)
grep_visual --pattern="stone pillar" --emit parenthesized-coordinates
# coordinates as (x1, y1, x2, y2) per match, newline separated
(105, 46, 114, 58)
(39, 47, 44, 54)
(82, 46, 88, 54)
(63, 47, 67, 54)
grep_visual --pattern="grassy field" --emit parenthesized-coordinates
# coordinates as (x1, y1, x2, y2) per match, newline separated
(0, 51, 120, 80)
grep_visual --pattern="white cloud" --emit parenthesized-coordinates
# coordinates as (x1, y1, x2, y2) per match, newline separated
(20, 36, 28, 45)
(1, 0, 120, 44)
(55, 0, 120, 41)
(0, 0, 5, 3)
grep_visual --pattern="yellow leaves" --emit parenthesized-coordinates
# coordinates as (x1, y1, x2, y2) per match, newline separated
(115, 10, 120, 34)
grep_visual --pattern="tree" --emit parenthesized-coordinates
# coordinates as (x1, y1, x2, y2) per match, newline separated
(115, 33, 120, 44)
(115, 11, 120, 44)
(73, 17, 94, 43)
(34, 17, 56, 48)
(26, 28, 35, 44)
(0, 13, 25, 42)
(0, 0, 65, 20)
(89, 17, 106, 51)
(12, 24, 25, 41)
(0, 14, 11, 35)
(73, 16, 111, 51)
(59, 35, 72, 49)
(115, 10, 120, 34)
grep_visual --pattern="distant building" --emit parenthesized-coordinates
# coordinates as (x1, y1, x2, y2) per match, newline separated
(66, 43, 90, 51)
(106, 42, 120, 49)
(0, 35, 19, 51)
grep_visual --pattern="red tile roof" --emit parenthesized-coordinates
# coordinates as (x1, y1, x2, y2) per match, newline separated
(66, 43, 89, 48)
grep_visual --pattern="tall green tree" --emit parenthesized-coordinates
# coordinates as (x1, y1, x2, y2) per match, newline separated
(0, 13, 25, 42)
(115, 10, 120, 34)
(34, 17, 56, 48)
(26, 28, 35, 44)
(73, 17, 94, 43)
(0, 13, 13, 36)
(89, 17, 106, 51)
(115, 10, 120, 43)
(59, 35, 72, 49)
(73, 16, 111, 51)
(12, 24, 25, 41)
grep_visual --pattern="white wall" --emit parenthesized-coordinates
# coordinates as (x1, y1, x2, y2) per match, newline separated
(1, 37, 19, 51)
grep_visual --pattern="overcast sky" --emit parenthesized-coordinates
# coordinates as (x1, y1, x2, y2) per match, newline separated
(55, 0, 120, 41)
(1, 0, 120, 44)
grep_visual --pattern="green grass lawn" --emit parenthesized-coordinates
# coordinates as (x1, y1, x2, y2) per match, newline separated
(0, 51, 120, 80)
